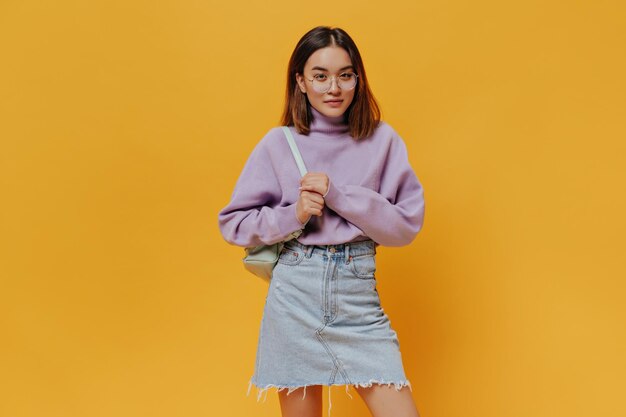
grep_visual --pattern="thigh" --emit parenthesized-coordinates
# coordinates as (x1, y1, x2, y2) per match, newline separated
(278, 385, 323, 417)
(355, 385, 420, 417)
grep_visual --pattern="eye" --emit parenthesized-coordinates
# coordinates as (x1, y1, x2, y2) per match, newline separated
(313, 74, 327, 80)
(340, 72, 355, 80)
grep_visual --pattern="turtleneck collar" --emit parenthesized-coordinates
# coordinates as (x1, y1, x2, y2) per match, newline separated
(308, 105, 350, 136)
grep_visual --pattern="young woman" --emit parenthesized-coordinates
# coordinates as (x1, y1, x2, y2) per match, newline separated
(218, 26, 425, 417)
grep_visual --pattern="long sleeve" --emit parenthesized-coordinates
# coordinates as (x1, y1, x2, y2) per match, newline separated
(217, 140, 307, 247)
(323, 132, 425, 246)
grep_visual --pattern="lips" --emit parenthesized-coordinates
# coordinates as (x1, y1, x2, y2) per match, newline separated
(324, 99, 343, 103)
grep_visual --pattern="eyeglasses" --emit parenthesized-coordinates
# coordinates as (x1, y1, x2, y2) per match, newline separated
(304, 72, 359, 93)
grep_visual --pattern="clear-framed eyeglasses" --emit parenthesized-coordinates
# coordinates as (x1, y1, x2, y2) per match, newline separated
(305, 72, 359, 93)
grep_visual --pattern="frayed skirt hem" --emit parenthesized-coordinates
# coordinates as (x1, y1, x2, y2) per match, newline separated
(246, 377, 413, 417)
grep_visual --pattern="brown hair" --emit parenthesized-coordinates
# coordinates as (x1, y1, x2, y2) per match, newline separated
(280, 26, 382, 140)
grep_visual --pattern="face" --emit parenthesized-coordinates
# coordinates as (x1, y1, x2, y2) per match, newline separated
(296, 46, 356, 118)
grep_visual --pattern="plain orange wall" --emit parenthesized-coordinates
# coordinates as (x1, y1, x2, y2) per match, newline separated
(1, 1, 625, 417)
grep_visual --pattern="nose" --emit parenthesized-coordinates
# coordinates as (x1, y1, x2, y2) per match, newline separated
(327, 77, 340, 93)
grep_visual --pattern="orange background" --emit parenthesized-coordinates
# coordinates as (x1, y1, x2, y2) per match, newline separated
(1, 1, 625, 416)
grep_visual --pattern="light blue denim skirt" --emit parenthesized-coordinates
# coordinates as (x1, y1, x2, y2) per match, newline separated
(246, 238, 412, 414)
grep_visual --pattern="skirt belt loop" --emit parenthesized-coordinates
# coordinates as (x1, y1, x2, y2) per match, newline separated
(345, 243, 350, 264)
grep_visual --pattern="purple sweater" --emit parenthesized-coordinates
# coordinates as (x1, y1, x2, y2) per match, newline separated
(217, 106, 425, 247)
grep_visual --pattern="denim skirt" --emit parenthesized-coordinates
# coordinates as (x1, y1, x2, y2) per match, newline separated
(246, 238, 412, 414)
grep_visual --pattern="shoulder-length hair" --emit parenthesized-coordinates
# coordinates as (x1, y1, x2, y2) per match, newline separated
(280, 26, 381, 140)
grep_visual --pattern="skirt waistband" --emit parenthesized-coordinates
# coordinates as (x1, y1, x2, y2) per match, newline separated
(284, 238, 377, 258)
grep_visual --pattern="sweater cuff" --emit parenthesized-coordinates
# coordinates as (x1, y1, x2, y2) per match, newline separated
(323, 178, 340, 204)
(273, 202, 307, 238)
(322, 179, 331, 198)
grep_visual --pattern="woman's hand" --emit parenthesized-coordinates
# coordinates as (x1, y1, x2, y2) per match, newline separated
(295, 172, 330, 224)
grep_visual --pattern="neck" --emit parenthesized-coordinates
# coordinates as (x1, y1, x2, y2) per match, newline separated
(308, 105, 350, 136)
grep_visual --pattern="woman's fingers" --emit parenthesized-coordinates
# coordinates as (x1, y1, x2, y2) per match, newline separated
(301, 189, 324, 204)
(299, 173, 329, 196)
(299, 191, 324, 217)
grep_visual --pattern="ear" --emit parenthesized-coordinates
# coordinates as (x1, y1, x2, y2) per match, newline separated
(295, 73, 307, 93)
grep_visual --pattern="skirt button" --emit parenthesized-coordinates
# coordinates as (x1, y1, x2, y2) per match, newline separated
(329, 247, 336, 253)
